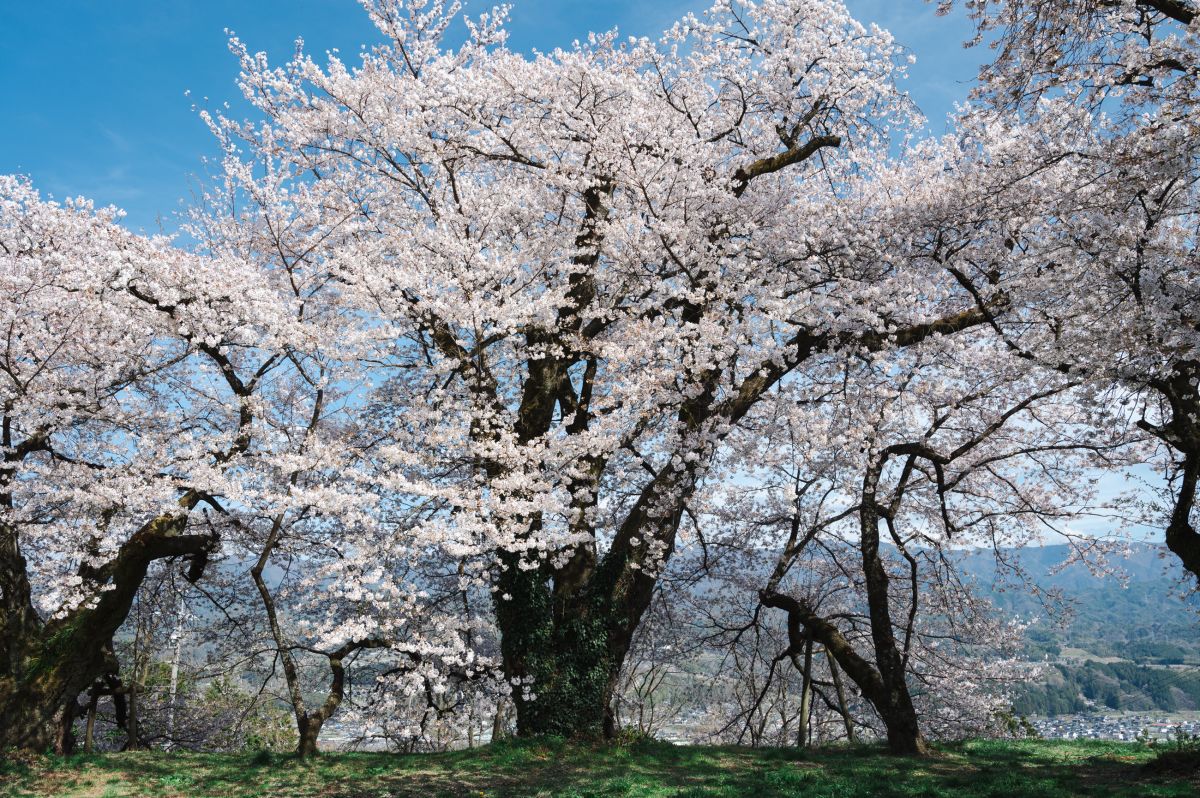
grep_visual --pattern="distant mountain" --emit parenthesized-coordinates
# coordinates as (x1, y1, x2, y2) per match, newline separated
(961, 542, 1199, 664)
(957, 543, 1200, 716)
(963, 541, 1190, 594)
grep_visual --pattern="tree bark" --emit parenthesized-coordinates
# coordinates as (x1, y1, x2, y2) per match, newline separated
(795, 633, 814, 748)
(857, 486, 929, 756)
(491, 696, 509, 741)
(296, 716, 321, 758)
(1164, 451, 1200, 579)
(126, 675, 139, 751)
(1141, 361, 1200, 584)
(84, 690, 98, 753)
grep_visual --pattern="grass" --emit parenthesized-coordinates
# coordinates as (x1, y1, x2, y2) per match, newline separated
(1, 738, 1196, 798)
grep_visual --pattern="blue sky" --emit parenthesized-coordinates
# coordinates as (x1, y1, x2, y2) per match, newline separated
(0, 0, 983, 233)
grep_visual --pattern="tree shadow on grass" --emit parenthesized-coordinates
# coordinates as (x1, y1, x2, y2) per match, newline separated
(326, 739, 1193, 798)
(6, 738, 1197, 798)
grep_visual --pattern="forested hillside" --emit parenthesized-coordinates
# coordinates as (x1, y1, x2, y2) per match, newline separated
(962, 544, 1200, 716)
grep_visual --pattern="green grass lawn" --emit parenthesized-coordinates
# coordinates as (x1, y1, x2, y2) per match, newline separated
(2, 738, 1196, 798)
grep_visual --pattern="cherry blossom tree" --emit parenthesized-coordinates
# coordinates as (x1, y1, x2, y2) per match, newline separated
(178, 158, 491, 758)
(936, 0, 1200, 582)
(202, 0, 1012, 738)
(0, 175, 287, 751)
(691, 330, 1109, 754)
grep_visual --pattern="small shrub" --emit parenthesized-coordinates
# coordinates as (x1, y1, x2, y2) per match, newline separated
(1143, 725, 1200, 778)
(611, 727, 655, 749)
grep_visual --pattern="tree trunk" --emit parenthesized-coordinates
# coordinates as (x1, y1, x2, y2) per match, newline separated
(759, 588, 930, 757)
(84, 690, 98, 753)
(796, 633, 814, 748)
(1163, 449, 1200, 580)
(858, 477, 930, 757)
(877, 703, 930, 756)
(494, 557, 618, 738)
(491, 697, 509, 741)
(250, 522, 379, 759)
(826, 647, 855, 743)
(0, 520, 63, 750)
(0, 622, 115, 753)
(0, 684, 70, 753)
(126, 618, 142, 752)
(296, 715, 322, 758)
(493, 495, 673, 740)
(1141, 361, 1200, 583)
(126, 676, 139, 751)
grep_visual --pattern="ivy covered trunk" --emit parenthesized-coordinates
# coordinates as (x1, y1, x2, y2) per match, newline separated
(494, 549, 646, 738)
(493, 568, 615, 738)
(492, 467, 684, 739)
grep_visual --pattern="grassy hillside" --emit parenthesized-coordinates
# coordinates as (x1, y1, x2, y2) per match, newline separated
(2, 738, 1196, 798)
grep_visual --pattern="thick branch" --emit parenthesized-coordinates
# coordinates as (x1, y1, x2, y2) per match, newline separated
(758, 588, 890, 711)
(1138, 0, 1196, 24)
(732, 135, 842, 197)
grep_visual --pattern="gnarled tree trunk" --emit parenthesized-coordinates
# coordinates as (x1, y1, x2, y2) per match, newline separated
(0, 514, 213, 752)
